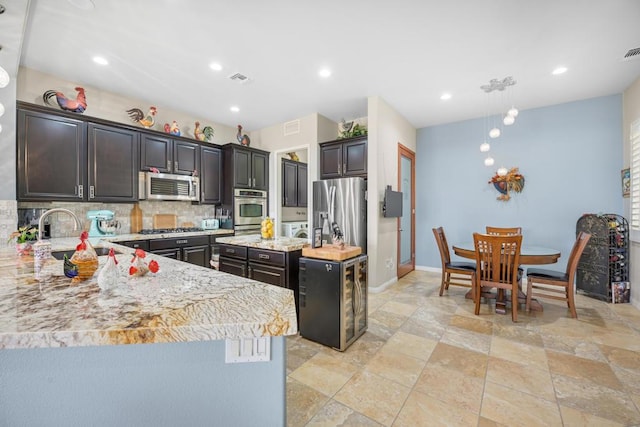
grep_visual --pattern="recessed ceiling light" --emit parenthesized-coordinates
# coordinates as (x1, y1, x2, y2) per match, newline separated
(209, 62, 223, 71)
(230, 106, 240, 113)
(552, 66, 568, 75)
(318, 68, 332, 78)
(93, 56, 108, 66)
(440, 93, 452, 100)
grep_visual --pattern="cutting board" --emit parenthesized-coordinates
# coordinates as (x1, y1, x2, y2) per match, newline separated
(302, 244, 362, 261)
(153, 214, 178, 229)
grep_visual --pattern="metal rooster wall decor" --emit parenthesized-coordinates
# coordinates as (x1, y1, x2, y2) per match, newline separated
(42, 87, 87, 113)
(237, 124, 250, 146)
(194, 121, 214, 142)
(126, 106, 157, 128)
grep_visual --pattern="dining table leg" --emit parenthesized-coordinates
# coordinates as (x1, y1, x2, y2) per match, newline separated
(464, 288, 544, 312)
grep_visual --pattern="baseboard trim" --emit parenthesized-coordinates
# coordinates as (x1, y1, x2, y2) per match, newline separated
(369, 276, 398, 294)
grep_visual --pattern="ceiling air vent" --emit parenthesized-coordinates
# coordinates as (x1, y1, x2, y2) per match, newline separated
(624, 47, 640, 60)
(228, 72, 251, 84)
(283, 119, 300, 136)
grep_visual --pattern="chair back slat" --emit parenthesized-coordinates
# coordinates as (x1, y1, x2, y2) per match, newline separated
(473, 233, 522, 286)
(432, 227, 451, 265)
(486, 226, 522, 236)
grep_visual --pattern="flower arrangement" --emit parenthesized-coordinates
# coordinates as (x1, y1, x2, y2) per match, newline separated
(489, 167, 525, 201)
(8, 226, 38, 255)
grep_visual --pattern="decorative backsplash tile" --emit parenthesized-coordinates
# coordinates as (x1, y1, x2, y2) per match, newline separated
(17, 201, 224, 237)
(0, 200, 18, 247)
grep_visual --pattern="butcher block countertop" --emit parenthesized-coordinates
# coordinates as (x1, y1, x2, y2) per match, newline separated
(302, 244, 362, 261)
(0, 237, 297, 350)
(217, 235, 310, 252)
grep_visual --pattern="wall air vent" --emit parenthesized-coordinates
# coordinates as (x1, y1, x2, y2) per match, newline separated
(228, 72, 252, 84)
(624, 47, 640, 60)
(283, 119, 300, 136)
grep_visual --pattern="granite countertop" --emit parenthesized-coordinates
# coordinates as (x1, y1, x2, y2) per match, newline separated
(0, 237, 297, 350)
(106, 229, 235, 242)
(217, 235, 310, 252)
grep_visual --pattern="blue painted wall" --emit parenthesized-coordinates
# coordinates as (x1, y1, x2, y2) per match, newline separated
(416, 95, 623, 270)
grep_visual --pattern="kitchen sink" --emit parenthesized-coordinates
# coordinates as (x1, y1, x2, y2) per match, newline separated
(51, 247, 122, 260)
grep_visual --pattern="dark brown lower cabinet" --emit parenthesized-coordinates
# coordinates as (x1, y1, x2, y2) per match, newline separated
(219, 244, 301, 316)
(148, 235, 210, 268)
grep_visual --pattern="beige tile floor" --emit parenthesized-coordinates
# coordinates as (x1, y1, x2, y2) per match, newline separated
(286, 270, 640, 427)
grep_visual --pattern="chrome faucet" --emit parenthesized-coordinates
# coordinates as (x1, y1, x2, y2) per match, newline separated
(38, 208, 83, 240)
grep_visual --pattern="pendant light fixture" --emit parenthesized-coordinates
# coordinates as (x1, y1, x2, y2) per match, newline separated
(479, 76, 518, 167)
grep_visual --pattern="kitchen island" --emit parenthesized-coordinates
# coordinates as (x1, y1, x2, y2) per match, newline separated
(0, 238, 297, 426)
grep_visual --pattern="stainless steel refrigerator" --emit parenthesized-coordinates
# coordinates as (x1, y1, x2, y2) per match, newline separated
(313, 177, 367, 252)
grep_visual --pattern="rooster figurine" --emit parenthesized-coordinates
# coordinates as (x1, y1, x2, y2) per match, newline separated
(126, 106, 157, 128)
(43, 87, 87, 113)
(194, 121, 214, 142)
(237, 124, 250, 146)
(163, 120, 180, 136)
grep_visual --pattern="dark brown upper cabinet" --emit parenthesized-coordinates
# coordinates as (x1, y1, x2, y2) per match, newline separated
(140, 132, 199, 176)
(199, 145, 223, 205)
(223, 144, 269, 191)
(282, 159, 307, 207)
(319, 135, 367, 179)
(17, 105, 139, 202)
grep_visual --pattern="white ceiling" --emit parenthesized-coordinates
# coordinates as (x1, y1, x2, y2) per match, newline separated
(7, 0, 640, 131)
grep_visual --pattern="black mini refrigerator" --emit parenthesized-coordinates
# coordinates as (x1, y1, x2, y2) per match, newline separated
(298, 255, 367, 351)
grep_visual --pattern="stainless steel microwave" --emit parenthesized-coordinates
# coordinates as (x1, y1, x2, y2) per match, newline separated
(139, 172, 200, 202)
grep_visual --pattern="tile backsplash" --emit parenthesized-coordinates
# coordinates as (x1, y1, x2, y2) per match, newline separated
(17, 201, 226, 237)
(0, 200, 18, 247)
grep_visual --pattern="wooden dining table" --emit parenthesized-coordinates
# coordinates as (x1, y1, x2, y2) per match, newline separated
(452, 242, 561, 312)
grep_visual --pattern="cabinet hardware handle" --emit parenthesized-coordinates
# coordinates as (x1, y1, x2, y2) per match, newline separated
(338, 163, 341, 175)
(176, 239, 188, 244)
(78, 185, 83, 198)
(227, 249, 235, 254)
(258, 254, 270, 260)
(175, 161, 178, 171)
(89, 185, 95, 199)
(167, 161, 171, 170)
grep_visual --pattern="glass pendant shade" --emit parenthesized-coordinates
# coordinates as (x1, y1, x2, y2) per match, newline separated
(508, 107, 519, 117)
(0, 66, 9, 88)
(489, 127, 501, 138)
(503, 114, 515, 126)
(497, 167, 508, 176)
(484, 156, 495, 167)
(480, 142, 490, 152)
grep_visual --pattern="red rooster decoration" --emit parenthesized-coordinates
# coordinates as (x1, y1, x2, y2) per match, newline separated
(43, 87, 87, 113)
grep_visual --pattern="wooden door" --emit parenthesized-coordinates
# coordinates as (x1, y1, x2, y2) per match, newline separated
(251, 151, 269, 190)
(342, 137, 367, 177)
(87, 123, 139, 202)
(173, 140, 199, 175)
(319, 142, 342, 179)
(282, 159, 298, 207)
(140, 133, 172, 173)
(233, 148, 252, 188)
(297, 163, 308, 207)
(17, 109, 86, 201)
(397, 144, 415, 278)
(200, 146, 222, 204)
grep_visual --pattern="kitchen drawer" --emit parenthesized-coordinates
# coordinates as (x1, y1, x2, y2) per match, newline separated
(219, 244, 247, 260)
(220, 257, 248, 277)
(249, 262, 286, 287)
(149, 235, 209, 250)
(119, 240, 150, 251)
(248, 248, 285, 267)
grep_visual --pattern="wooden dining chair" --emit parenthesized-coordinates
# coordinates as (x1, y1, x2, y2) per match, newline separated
(525, 232, 591, 318)
(473, 232, 523, 322)
(432, 227, 476, 296)
(486, 226, 522, 235)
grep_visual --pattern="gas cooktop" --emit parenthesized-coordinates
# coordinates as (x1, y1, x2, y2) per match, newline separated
(139, 227, 205, 235)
